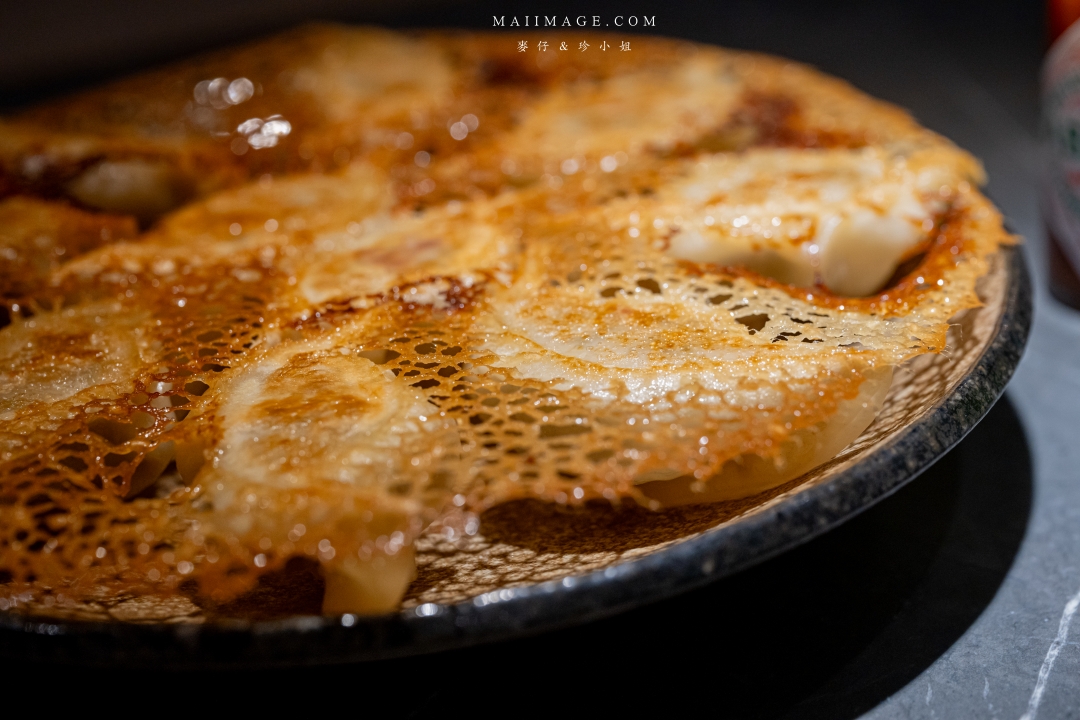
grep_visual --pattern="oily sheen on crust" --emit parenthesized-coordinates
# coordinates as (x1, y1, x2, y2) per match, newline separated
(0, 26, 1011, 619)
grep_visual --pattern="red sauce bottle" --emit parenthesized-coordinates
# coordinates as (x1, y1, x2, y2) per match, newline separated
(1044, 0, 1080, 307)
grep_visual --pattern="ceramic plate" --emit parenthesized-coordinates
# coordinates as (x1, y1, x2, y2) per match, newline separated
(0, 245, 1031, 667)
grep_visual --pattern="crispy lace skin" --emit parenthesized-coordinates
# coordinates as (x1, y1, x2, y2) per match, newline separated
(0, 26, 1011, 616)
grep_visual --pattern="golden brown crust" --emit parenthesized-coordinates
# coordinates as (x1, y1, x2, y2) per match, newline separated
(0, 25, 1012, 618)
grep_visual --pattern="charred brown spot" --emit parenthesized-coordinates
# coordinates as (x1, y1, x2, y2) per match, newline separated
(692, 92, 866, 154)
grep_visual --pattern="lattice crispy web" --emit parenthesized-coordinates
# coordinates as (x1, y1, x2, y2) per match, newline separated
(406, 251, 1011, 607)
(0, 26, 1012, 619)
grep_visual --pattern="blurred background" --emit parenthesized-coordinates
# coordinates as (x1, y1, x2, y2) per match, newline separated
(3, 2, 1078, 718)
(0, 0, 1043, 117)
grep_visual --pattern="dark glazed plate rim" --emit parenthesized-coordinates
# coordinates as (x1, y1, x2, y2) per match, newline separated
(0, 246, 1033, 668)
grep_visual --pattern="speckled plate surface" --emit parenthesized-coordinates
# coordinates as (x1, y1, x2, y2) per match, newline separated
(0, 245, 1031, 668)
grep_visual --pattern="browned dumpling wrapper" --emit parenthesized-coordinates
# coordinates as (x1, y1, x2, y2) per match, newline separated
(0, 26, 1011, 619)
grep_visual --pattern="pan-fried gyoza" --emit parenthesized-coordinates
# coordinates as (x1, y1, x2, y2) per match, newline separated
(0, 26, 1010, 618)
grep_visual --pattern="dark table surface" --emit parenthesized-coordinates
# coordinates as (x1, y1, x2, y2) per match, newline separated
(1, 1, 1076, 717)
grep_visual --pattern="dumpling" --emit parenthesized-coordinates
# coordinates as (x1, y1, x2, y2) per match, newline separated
(0, 26, 1011, 618)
